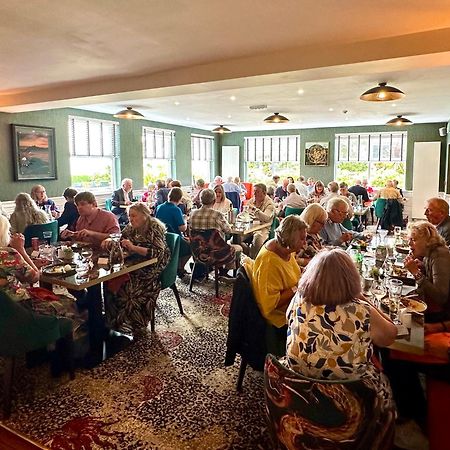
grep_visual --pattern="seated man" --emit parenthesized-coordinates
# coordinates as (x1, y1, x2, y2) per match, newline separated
(169, 180, 193, 215)
(274, 178, 289, 202)
(111, 178, 134, 224)
(243, 183, 275, 259)
(425, 197, 450, 247)
(155, 187, 191, 277)
(282, 183, 307, 210)
(320, 197, 359, 247)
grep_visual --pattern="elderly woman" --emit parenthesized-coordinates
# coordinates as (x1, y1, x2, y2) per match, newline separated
(31, 184, 60, 218)
(373, 180, 402, 200)
(404, 221, 450, 322)
(245, 215, 307, 354)
(296, 203, 327, 267)
(10, 192, 49, 234)
(102, 203, 170, 335)
(286, 248, 397, 409)
(141, 182, 155, 203)
(307, 180, 327, 204)
(212, 184, 232, 214)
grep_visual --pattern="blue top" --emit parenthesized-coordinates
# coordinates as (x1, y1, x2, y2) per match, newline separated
(156, 202, 184, 235)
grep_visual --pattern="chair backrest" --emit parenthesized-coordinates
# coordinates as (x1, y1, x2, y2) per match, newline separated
(264, 354, 395, 450)
(342, 217, 353, 230)
(104, 198, 113, 211)
(242, 182, 253, 200)
(24, 220, 59, 247)
(225, 191, 241, 210)
(190, 228, 235, 267)
(268, 216, 280, 240)
(0, 290, 72, 357)
(160, 232, 180, 290)
(285, 206, 304, 217)
(225, 266, 267, 370)
(374, 198, 386, 218)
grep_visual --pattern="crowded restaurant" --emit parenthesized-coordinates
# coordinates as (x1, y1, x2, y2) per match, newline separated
(0, 2, 450, 449)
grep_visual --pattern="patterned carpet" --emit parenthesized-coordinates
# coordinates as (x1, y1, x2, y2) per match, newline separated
(1, 278, 275, 449)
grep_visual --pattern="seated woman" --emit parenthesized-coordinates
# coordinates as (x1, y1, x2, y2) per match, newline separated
(296, 203, 327, 267)
(141, 182, 155, 204)
(10, 193, 49, 234)
(404, 221, 450, 322)
(286, 248, 397, 408)
(192, 178, 206, 208)
(245, 215, 307, 355)
(307, 180, 327, 204)
(31, 184, 60, 218)
(212, 184, 232, 214)
(0, 215, 85, 334)
(57, 188, 79, 231)
(102, 203, 170, 335)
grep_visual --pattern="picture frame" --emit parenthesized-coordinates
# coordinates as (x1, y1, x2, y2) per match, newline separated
(11, 124, 57, 181)
(305, 142, 329, 166)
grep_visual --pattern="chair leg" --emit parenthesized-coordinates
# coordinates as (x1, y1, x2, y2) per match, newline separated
(150, 305, 155, 332)
(214, 265, 219, 298)
(3, 356, 15, 419)
(170, 283, 184, 315)
(237, 358, 248, 392)
(189, 262, 197, 292)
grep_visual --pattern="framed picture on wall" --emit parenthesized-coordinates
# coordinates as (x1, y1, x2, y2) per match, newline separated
(305, 142, 329, 166)
(11, 124, 57, 181)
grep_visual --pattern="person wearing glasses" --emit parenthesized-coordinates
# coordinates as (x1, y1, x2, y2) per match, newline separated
(320, 197, 359, 246)
(296, 203, 327, 267)
(30, 184, 60, 218)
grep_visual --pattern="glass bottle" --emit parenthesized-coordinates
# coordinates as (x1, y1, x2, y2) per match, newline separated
(109, 233, 124, 270)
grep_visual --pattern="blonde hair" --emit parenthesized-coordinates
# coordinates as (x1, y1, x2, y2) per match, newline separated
(213, 184, 227, 204)
(12, 193, 48, 233)
(275, 215, 307, 249)
(298, 248, 361, 306)
(0, 215, 11, 247)
(30, 184, 47, 202)
(408, 220, 446, 250)
(300, 204, 327, 228)
(128, 203, 166, 235)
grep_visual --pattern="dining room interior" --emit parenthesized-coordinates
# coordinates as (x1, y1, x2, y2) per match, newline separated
(1, 1, 450, 449)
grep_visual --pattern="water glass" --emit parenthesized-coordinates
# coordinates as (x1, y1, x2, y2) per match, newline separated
(39, 244, 54, 262)
(370, 279, 387, 308)
(394, 226, 402, 238)
(378, 229, 388, 244)
(75, 262, 89, 280)
(42, 230, 53, 244)
(387, 278, 403, 323)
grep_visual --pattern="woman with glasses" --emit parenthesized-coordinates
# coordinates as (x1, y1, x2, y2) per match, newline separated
(30, 184, 60, 218)
(296, 203, 327, 267)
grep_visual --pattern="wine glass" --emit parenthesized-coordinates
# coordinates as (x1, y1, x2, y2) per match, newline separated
(42, 230, 53, 245)
(75, 262, 89, 280)
(370, 280, 387, 308)
(81, 248, 93, 262)
(378, 229, 388, 244)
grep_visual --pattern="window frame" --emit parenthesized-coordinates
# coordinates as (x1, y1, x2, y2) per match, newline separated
(191, 133, 214, 183)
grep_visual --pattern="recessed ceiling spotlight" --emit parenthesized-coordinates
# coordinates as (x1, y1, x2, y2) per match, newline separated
(328, 108, 334, 112)
(297, 89, 304, 95)
(230, 95, 236, 101)
(227, 114, 232, 119)
(186, 117, 190, 121)
(392, 103, 397, 107)
(174, 101, 180, 106)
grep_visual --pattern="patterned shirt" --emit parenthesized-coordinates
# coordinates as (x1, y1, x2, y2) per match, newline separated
(286, 295, 373, 380)
(189, 206, 231, 236)
(0, 247, 34, 300)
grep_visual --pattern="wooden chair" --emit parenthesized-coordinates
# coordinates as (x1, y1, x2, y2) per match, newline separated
(0, 290, 75, 419)
(264, 354, 395, 450)
(23, 220, 58, 247)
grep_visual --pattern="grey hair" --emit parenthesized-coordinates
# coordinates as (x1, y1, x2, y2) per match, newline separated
(200, 188, 216, 206)
(328, 181, 339, 193)
(298, 247, 362, 306)
(275, 215, 307, 249)
(30, 184, 46, 202)
(253, 183, 267, 194)
(0, 215, 11, 247)
(428, 197, 449, 215)
(326, 197, 349, 213)
(300, 203, 327, 228)
(408, 220, 446, 250)
(287, 183, 296, 193)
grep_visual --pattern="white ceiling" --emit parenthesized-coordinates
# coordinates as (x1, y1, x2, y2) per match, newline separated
(1, 0, 450, 131)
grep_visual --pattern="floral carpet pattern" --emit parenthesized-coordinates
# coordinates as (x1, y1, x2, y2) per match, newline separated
(1, 278, 274, 449)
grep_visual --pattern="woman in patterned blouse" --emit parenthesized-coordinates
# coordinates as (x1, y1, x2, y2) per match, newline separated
(286, 248, 397, 406)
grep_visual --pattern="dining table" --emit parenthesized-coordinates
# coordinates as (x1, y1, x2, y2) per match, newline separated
(229, 220, 270, 245)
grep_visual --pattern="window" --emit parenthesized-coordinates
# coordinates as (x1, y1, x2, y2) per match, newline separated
(335, 132, 407, 188)
(68, 116, 119, 192)
(191, 134, 213, 183)
(143, 127, 175, 185)
(244, 135, 300, 183)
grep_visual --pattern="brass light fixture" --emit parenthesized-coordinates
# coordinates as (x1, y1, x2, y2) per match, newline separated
(360, 82, 405, 102)
(386, 115, 413, 126)
(113, 106, 144, 119)
(264, 112, 289, 123)
(212, 125, 232, 134)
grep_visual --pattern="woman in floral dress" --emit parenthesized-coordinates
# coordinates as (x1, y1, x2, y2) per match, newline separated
(102, 203, 170, 335)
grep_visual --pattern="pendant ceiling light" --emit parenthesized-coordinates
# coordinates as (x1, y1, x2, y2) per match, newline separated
(264, 112, 289, 123)
(360, 82, 405, 102)
(113, 106, 145, 119)
(386, 115, 413, 126)
(212, 125, 232, 134)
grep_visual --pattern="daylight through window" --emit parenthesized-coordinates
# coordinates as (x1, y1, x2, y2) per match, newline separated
(143, 127, 175, 185)
(191, 134, 213, 183)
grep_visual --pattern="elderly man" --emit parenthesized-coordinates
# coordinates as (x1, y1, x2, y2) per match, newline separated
(282, 183, 307, 210)
(425, 197, 450, 246)
(349, 179, 370, 203)
(111, 178, 134, 224)
(274, 178, 289, 202)
(243, 183, 275, 258)
(320, 197, 357, 246)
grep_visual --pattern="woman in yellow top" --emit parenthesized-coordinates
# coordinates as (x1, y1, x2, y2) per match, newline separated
(245, 215, 307, 355)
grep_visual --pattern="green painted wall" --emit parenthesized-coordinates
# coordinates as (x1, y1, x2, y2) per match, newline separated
(221, 123, 447, 191)
(0, 108, 212, 201)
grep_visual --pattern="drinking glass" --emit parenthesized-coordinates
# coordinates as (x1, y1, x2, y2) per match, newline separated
(370, 279, 387, 308)
(394, 226, 402, 238)
(387, 278, 403, 324)
(39, 244, 54, 262)
(81, 248, 93, 262)
(378, 229, 388, 244)
(75, 262, 89, 280)
(42, 230, 52, 245)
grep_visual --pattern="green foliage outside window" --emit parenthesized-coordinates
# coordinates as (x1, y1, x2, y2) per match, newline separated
(143, 159, 170, 186)
(246, 161, 299, 183)
(336, 161, 405, 188)
(71, 165, 112, 189)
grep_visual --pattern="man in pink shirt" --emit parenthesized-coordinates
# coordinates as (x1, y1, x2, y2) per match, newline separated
(61, 191, 119, 247)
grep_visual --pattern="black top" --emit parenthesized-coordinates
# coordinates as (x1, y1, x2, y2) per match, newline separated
(274, 186, 288, 201)
(348, 185, 369, 203)
(57, 201, 79, 231)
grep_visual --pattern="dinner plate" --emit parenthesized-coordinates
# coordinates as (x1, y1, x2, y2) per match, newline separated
(42, 263, 77, 276)
(400, 297, 427, 313)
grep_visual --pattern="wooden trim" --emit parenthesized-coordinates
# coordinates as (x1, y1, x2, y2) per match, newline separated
(0, 423, 48, 450)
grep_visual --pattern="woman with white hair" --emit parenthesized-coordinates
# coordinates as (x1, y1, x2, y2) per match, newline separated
(10, 192, 48, 234)
(296, 203, 327, 267)
(286, 248, 396, 407)
(404, 221, 450, 322)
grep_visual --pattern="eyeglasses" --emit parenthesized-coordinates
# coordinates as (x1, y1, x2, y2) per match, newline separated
(314, 219, 326, 226)
(332, 208, 347, 215)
